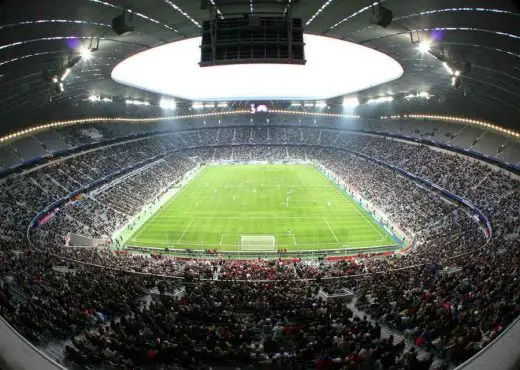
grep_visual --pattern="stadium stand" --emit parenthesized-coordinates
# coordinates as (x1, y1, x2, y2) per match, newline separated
(0, 120, 518, 370)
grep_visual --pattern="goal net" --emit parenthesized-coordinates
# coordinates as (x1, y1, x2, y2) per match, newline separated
(240, 235, 276, 252)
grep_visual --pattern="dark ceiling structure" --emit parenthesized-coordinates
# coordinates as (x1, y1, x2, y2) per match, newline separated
(0, 0, 519, 133)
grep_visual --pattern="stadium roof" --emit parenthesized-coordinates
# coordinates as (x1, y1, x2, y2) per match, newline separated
(0, 0, 519, 132)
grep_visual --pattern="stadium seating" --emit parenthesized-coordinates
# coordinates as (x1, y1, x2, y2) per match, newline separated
(0, 121, 518, 369)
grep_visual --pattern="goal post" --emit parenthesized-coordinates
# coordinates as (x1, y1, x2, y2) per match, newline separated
(240, 235, 276, 252)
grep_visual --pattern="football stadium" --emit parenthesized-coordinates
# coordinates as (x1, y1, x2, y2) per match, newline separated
(0, 1, 519, 370)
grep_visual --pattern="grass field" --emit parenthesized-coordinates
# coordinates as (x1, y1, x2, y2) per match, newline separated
(126, 164, 396, 251)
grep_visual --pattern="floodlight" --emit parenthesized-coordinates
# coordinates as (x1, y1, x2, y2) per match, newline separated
(442, 62, 454, 75)
(88, 95, 100, 102)
(55, 82, 64, 94)
(192, 102, 204, 109)
(418, 41, 431, 54)
(342, 97, 360, 108)
(60, 68, 71, 81)
(79, 47, 92, 60)
(315, 101, 327, 108)
(451, 76, 461, 88)
(367, 96, 393, 104)
(159, 98, 177, 110)
(125, 99, 149, 106)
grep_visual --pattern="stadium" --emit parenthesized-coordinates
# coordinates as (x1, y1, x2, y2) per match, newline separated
(0, 1, 519, 370)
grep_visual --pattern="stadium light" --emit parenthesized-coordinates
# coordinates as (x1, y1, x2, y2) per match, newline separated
(60, 68, 71, 81)
(405, 91, 431, 101)
(125, 99, 150, 106)
(159, 98, 177, 110)
(79, 46, 92, 60)
(442, 61, 454, 75)
(192, 102, 204, 109)
(88, 94, 100, 102)
(315, 101, 327, 108)
(217, 102, 228, 108)
(342, 97, 360, 108)
(417, 40, 431, 54)
(366, 96, 393, 104)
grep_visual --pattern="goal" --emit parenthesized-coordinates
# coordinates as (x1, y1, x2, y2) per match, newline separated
(240, 235, 276, 252)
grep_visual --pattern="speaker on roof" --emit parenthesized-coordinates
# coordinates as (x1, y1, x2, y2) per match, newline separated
(112, 8, 134, 35)
(371, 6, 392, 28)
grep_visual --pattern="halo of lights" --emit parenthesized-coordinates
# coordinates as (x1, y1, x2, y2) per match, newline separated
(111, 34, 403, 101)
(380, 114, 520, 138)
(2, 111, 518, 145)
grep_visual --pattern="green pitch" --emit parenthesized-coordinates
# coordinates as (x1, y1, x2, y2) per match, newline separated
(126, 164, 396, 251)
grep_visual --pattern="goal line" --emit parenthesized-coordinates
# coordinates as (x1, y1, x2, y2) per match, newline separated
(240, 235, 276, 252)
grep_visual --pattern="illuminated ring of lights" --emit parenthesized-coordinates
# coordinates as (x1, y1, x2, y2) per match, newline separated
(111, 34, 403, 101)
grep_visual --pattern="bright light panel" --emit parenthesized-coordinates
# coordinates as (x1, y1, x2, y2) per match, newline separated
(79, 47, 92, 60)
(112, 34, 403, 101)
(342, 97, 360, 108)
(418, 41, 431, 53)
(159, 98, 177, 109)
(367, 96, 393, 104)
(125, 99, 150, 106)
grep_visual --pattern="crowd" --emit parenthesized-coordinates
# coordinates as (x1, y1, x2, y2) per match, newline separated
(0, 123, 517, 369)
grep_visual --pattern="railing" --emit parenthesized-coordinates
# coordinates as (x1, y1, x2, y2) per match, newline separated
(455, 314, 520, 370)
(0, 315, 67, 370)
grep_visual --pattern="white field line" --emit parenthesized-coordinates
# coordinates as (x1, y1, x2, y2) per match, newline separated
(323, 217, 340, 244)
(130, 238, 391, 248)
(176, 218, 194, 245)
(219, 234, 225, 247)
(131, 167, 208, 241)
(316, 170, 387, 240)
(190, 184, 330, 187)
(154, 214, 360, 219)
(291, 233, 297, 247)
